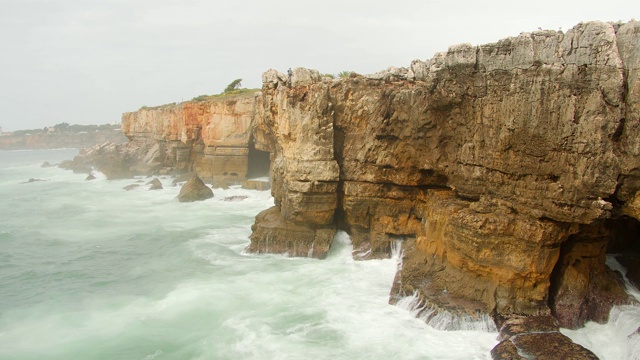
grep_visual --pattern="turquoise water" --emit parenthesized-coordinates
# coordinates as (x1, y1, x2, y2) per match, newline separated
(3, 149, 637, 359)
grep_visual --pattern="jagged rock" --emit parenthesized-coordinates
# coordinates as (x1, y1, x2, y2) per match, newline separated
(41, 161, 53, 168)
(249, 20, 640, 322)
(177, 175, 213, 202)
(491, 314, 598, 360)
(366, 66, 408, 81)
(67, 20, 640, 346)
(290, 67, 321, 87)
(549, 221, 633, 328)
(146, 178, 163, 190)
(85, 174, 96, 181)
(23, 178, 45, 183)
(492, 332, 599, 360)
(262, 68, 288, 88)
(248, 206, 334, 259)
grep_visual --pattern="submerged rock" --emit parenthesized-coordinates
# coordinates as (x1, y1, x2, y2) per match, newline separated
(177, 175, 213, 202)
(123, 184, 140, 191)
(41, 161, 54, 168)
(22, 178, 46, 184)
(224, 195, 248, 202)
(491, 315, 599, 360)
(85, 174, 96, 181)
(146, 178, 163, 190)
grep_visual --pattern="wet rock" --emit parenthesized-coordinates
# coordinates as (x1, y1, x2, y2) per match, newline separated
(41, 161, 54, 168)
(211, 177, 230, 190)
(550, 222, 632, 328)
(492, 332, 599, 360)
(492, 315, 598, 360)
(177, 175, 213, 202)
(146, 178, 163, 190)
(172, 172, 194, 186)
(85, 174, 96, 181)
(123, 184, 140, 191)
(23, 178, 46, 183)
(247, 206, 334, 259)
(224, 195, 248, 202)
(241, 179, 270, 191)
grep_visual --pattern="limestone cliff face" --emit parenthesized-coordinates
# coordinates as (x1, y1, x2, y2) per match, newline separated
(119, 93, 260, 183)
(83, 20, 638, 337)
(249, 20, 640, 326)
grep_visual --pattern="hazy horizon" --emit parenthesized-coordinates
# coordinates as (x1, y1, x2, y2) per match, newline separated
(1, 0, 638, 132)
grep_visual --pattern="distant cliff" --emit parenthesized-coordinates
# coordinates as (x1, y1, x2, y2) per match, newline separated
(0, 127, 127, 150)
(69, 20, 640, 357)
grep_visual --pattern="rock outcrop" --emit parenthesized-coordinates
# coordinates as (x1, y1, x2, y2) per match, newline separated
(121, 93, 262, 184)
(70, 20, 640, 357)
(249, 20, 640, 329)
(177, 175, 214, 202)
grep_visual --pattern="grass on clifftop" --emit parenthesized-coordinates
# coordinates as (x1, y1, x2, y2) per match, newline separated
(138, 87, 260, 111)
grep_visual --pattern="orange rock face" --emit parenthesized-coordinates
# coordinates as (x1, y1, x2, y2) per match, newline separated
(95, 21, 640, 342)
(119, 93, 259, 183)
(250, 21, 640, 324)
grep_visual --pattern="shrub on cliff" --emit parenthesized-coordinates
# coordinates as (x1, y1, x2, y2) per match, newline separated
(223, 79, 243, 93)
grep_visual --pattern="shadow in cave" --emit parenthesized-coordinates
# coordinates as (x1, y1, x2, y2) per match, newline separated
(247, 141, 271, 179)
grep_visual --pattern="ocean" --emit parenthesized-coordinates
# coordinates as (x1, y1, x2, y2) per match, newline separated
(0, 149, 637, 360)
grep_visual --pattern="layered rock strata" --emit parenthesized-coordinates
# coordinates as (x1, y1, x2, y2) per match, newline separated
(63, 93, 269, 184)
(120, 94, 262, 184)
(249, 20, 640, 330)
(72, 20, 640, 356)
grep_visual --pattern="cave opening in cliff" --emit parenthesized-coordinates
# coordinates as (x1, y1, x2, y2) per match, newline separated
(547, 217, 640, 328)
(247, 142, 270, 179)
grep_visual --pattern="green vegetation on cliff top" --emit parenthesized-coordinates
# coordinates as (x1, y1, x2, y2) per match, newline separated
(139, 79, 260, 111)
(9, 123, 120, 136)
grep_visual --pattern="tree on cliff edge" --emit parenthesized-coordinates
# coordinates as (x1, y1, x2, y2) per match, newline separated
(224, 79, 242, 93)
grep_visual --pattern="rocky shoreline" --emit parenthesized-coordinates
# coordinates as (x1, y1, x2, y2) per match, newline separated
(64, 20, 640, 359)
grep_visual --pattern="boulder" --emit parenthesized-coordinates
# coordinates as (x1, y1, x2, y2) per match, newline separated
(491, 315, 599, 360)
(177, 175, 213, 202)
(85, 174, 96, 181)
(146, 178, 163, 190)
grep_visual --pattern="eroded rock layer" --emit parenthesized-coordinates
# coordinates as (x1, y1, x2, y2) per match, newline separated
(75, 21, 639, 346)
(250, 20, 640, 326)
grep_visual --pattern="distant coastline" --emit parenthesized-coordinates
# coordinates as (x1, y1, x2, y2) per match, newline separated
(0, 123, 127, 150)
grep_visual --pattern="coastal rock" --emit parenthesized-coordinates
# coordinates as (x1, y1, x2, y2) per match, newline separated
(224, 195, 248, 202)
(491, 314, 599, 360)
(177, 175, 213, 202)
(241, 179, 270, 191)
(79, 20, 640, 347)
(85, 174, 96, 181)
(123, 184, 140, 191)
(147, 178, 163, 190)
(41, 161, 53, 168)
(248, 20, 640, 323)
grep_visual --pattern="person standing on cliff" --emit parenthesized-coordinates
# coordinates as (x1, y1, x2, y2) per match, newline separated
(287, 68, 293, 87)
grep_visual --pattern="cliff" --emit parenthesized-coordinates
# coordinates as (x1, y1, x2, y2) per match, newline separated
(63, 92, 270, 183)
(72, 20, 640, 356)
(0, 129, 127, 150)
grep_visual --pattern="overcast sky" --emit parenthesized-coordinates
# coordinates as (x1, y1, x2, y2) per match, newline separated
(0, 0, 637, 131)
